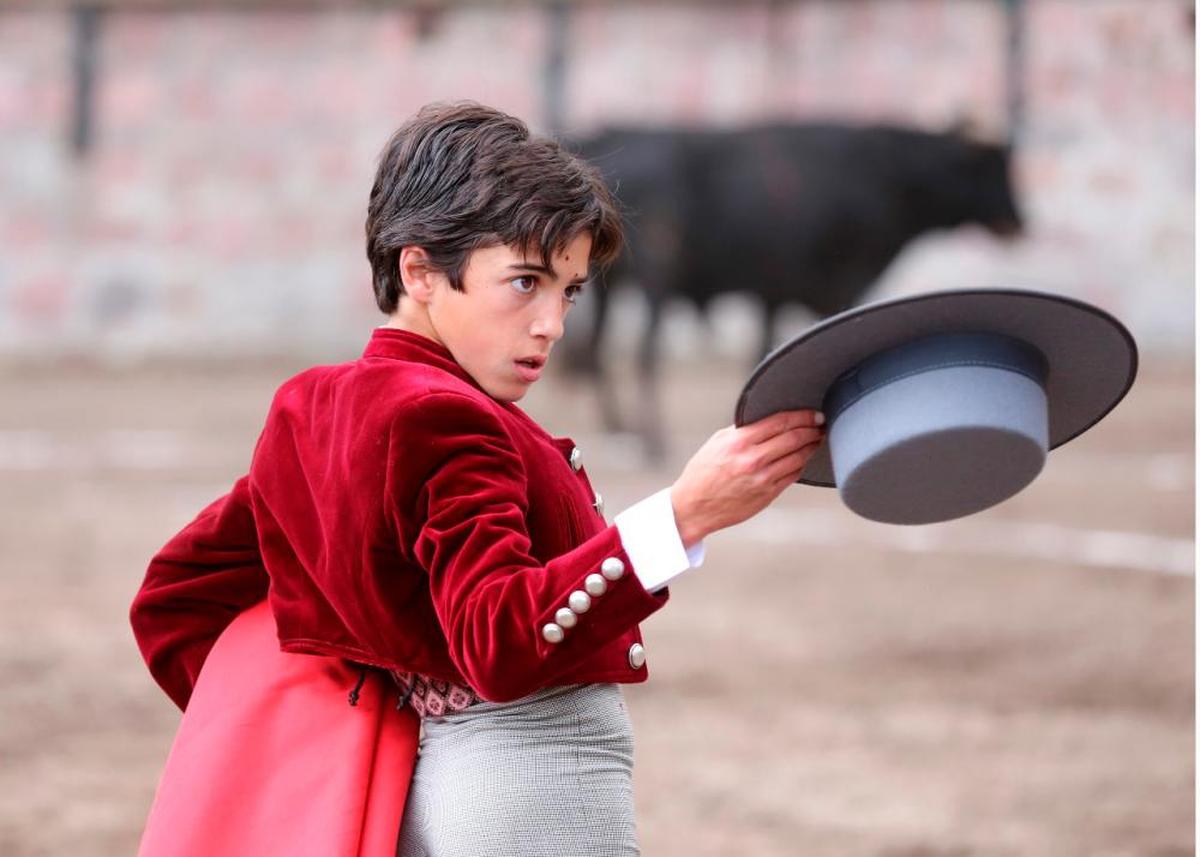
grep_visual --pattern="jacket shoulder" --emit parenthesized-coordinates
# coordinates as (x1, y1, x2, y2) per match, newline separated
(269, 357, 493, 413)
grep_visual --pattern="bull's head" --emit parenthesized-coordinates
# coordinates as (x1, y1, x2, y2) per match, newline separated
(946, 117, 1024, 240)
(969, 141, 1023, 240)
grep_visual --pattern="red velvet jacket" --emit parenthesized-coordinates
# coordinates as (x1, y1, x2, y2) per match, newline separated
(131, 328, 669, 709)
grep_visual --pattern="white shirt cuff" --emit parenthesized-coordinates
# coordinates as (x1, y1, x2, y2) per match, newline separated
(614, 488, 706, 593)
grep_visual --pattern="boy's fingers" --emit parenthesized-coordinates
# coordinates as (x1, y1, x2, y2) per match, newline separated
(765, 440, 823, 484)
(741, 409, 825, 443)
(760, 425, 826, 466)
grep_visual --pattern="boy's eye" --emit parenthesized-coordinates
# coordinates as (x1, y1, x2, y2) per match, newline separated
(565, 284, 585, 304)
(510, 276, 537, 295)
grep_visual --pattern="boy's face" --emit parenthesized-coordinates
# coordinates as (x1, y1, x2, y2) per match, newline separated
(425, 232, 592, 402)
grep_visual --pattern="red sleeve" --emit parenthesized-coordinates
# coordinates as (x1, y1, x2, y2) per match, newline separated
(400, 393, 669, 702)
(130, 475, 269, 710)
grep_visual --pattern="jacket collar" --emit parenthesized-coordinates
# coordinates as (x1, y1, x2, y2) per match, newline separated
(362, 327, 481, 387)
(362, 326, 553, 437)
(360, 326, 511, 405)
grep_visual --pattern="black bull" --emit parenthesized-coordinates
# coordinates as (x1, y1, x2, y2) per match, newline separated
(562, 123, 1023, 458)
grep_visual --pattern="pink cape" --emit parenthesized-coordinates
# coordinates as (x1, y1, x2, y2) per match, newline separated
(138, 601, 420, 856)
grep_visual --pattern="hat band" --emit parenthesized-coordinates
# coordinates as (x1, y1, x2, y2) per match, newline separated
(822, 332, 1049, 424)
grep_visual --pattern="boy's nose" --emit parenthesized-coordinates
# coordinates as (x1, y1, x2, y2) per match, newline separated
(530, 304, 566, 342)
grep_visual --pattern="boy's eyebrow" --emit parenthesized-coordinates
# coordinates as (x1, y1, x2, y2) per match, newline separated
(507, 262, 589, 284)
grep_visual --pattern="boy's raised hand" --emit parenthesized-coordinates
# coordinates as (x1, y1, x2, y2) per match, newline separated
(670, 410, 826, 548)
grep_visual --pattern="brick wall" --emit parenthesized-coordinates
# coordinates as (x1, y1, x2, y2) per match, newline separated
(0, 0, 1192, 360)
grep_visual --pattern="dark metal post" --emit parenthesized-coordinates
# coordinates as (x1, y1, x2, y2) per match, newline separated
(70, 4, 102, 157)
(543, 1, 569, 137)
(1003, 0, 1026, 146)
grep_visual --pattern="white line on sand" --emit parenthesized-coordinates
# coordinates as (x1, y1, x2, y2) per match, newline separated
(0, 430, 186, 470)
(738, 508, 1194, 577)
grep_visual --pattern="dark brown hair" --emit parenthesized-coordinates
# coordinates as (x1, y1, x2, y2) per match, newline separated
(366, 102, 624, 314)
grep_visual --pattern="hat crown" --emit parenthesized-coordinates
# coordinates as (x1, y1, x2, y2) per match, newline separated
(823, 331, 1049, 424)
(827, 333, 1050, 524)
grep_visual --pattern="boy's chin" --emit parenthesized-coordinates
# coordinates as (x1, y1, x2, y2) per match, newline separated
(478, 379, 528, 403)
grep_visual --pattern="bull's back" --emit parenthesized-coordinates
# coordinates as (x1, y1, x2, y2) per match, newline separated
(577, 125, 908, 308)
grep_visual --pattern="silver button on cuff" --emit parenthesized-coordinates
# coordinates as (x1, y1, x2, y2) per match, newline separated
(600, 557, 626, 580)
(555, 607, 577, 629)
(584, 573, 607, 597)
(628, 643, 646, 669)
(592, 491, 604, 517)
(568, 590, 592, 614)
(569, 446, 583, 472)
(542, 623, 565, 644)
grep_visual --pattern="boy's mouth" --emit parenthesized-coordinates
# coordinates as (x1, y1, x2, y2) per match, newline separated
(514, 355, 546, 382)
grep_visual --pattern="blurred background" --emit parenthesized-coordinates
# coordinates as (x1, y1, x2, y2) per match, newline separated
(0, 1, 1193, 855)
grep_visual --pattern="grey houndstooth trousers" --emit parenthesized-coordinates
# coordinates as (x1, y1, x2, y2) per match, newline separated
(396, 683, 640, 856)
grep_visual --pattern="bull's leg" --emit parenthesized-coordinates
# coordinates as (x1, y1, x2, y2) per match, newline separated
(757, 299, 779, 363)
(589, 283, 626, 433)
(638, 291, 668, 462)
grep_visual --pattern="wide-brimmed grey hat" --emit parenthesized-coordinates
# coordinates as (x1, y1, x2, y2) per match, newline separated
(736, 288, 1138, 525)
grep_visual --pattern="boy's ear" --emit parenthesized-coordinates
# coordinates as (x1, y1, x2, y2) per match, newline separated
(398, 246, 443, 304)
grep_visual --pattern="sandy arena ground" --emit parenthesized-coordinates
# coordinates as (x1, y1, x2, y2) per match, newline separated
(0, 349, 1192, 856)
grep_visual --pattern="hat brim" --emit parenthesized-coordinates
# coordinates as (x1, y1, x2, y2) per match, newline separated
(735, 288, 1139, 487)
